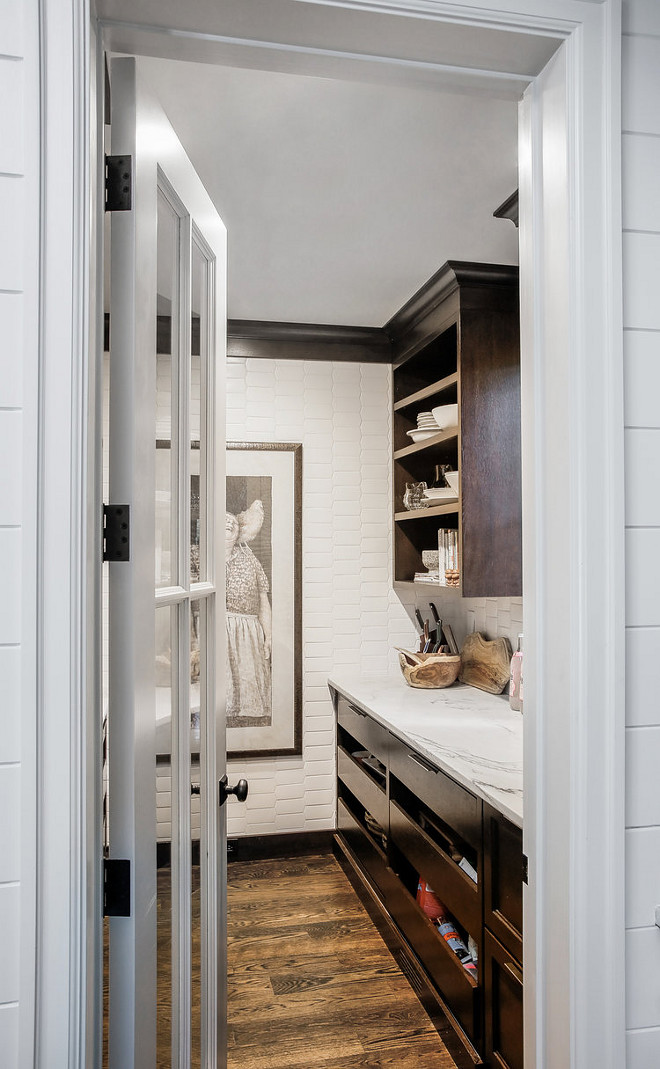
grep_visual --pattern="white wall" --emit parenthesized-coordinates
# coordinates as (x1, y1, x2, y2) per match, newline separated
(0, 0, 38, 1060)
(222, 356, 521, 838)
(224, 357, 419, 835)
(622, 1, 660, 1064)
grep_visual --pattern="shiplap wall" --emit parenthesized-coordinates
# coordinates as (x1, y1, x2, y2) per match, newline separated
(0, 0, 36, 1059)
(622, 1, 660, 1064)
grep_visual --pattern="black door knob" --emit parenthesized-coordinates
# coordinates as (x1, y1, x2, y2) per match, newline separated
(218, 775, 248, 806)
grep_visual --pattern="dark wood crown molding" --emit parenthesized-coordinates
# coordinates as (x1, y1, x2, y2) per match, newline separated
(227, 319, 392, 363)
(493, 190, 519, 228)
(384, 261, 519, 346)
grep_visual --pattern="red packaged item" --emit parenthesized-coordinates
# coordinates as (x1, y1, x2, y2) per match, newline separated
(416, 879, 447, 921)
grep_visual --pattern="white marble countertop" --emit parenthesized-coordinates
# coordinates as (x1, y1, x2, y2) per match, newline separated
(328, 671, 523, 828)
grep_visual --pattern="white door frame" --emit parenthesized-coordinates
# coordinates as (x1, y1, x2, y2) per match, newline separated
(31, 0, 623, 1066)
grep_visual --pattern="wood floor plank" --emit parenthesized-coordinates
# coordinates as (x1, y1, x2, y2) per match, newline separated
(227, 852, 458, 1069)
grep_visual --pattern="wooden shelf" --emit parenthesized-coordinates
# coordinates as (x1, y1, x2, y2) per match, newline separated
(394, 579, 460, 592)
(393, 372, 458, 412)
(391, 262, 521, 597)
(395, 503, 459, 521)
(393, 428, 459, 460)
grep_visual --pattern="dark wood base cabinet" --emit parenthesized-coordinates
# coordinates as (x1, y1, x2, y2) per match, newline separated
(334, 691, 524, 1067)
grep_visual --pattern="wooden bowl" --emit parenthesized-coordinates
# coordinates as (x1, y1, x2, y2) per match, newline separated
(397, 650, 461, 689)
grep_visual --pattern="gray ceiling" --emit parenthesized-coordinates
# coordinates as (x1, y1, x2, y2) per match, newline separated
(101, 1, 557, 325)
(136, 56, 519, 326)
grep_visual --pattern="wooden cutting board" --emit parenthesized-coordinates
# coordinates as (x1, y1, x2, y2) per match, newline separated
(459, 632, 512, 694)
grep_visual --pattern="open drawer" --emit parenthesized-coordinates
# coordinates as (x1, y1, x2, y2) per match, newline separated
(336, 694, 390, 766)
(337, 745, 388, 830)
(387, 876, 482, 1048)
(389, 800, 481, 936)
(336, 797, 399, 906)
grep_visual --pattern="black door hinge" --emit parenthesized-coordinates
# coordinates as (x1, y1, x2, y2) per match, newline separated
(105, 154, 132, 211)
(103, 503, 130, 562)
(103, 858, 131, 917)
(522, 853, 529, 885)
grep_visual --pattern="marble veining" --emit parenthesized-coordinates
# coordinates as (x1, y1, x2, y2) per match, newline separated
(328, 671, 523, 828)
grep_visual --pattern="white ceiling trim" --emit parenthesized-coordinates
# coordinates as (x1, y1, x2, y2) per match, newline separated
(294, 0, 572, 38)
(101, 17, 535, 99)
(101, 17, 533, 82)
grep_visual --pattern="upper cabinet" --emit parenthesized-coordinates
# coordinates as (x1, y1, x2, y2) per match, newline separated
(388, 262, 521, 598)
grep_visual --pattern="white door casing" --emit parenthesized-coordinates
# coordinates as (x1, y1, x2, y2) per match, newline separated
(32, 1, 623, 1066)
(106, 56, 227, 1068)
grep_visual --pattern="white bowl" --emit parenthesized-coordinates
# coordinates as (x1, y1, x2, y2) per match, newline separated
(444, 470, 459, 492)
(431, 403, 459, 431)
(423, 487, 458, 501)
(406, 428, 438, 442)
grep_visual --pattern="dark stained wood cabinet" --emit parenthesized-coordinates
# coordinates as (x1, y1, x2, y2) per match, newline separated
(333, 689, 524, 1067)
(483, 805, 524, 1068)
(389, 262, 521, 597)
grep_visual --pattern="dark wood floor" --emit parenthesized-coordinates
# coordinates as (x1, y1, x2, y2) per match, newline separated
(105, 852, 458, 1067)
(227, 853, 458, 1069)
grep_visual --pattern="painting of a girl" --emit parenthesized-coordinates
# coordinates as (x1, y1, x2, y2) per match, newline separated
(225, 498, 272, 727)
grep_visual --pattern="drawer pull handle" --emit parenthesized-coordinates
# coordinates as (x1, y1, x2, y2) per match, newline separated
(408, 752, 438, 775)
(347, 702, 367, 717)
(503, 960, 523, 986)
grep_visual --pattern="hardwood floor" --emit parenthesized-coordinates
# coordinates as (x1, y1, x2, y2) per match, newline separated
(104, 852, 459, 1067)
(227, 853, 458, 1069)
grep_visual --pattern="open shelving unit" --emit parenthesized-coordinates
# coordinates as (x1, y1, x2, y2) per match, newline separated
(387, 262, 521, 598)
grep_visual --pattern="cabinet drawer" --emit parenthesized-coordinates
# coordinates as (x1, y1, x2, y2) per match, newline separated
(389, 735, 481, 850)
(387, 879, 481, 1047)
(336, 798, 399, 905)
(337, 746, 388, 830)
(389, 800, 481, 937)
(483, 928, 523, 1069)
(484, 804, 523, 961)
(336, 695, 390, 765)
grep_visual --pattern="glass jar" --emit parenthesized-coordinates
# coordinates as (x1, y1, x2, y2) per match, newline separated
(403, 482, 429, 510)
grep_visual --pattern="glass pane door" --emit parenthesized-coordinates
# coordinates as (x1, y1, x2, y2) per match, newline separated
(106, 58, 227, 1068)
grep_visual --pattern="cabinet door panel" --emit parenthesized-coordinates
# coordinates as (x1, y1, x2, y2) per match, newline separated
(484, 804, 523, 961)
(483, 928, 523, 1069)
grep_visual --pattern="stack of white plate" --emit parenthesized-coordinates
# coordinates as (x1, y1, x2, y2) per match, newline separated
(406, 410, 440, 442)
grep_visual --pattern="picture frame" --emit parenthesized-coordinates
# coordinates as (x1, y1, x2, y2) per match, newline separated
(226, 442, 302, 759)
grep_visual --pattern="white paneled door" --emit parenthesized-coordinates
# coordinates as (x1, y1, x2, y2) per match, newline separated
(106, 56, 227, 1068)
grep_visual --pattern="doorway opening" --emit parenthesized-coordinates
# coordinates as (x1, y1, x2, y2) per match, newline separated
(79, 2, 624, 1069)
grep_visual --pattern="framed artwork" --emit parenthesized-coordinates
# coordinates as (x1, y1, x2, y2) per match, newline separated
(226, 442, 302, 759)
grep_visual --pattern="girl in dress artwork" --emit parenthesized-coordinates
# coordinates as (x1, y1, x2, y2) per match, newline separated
(225, 500, 272, 726)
